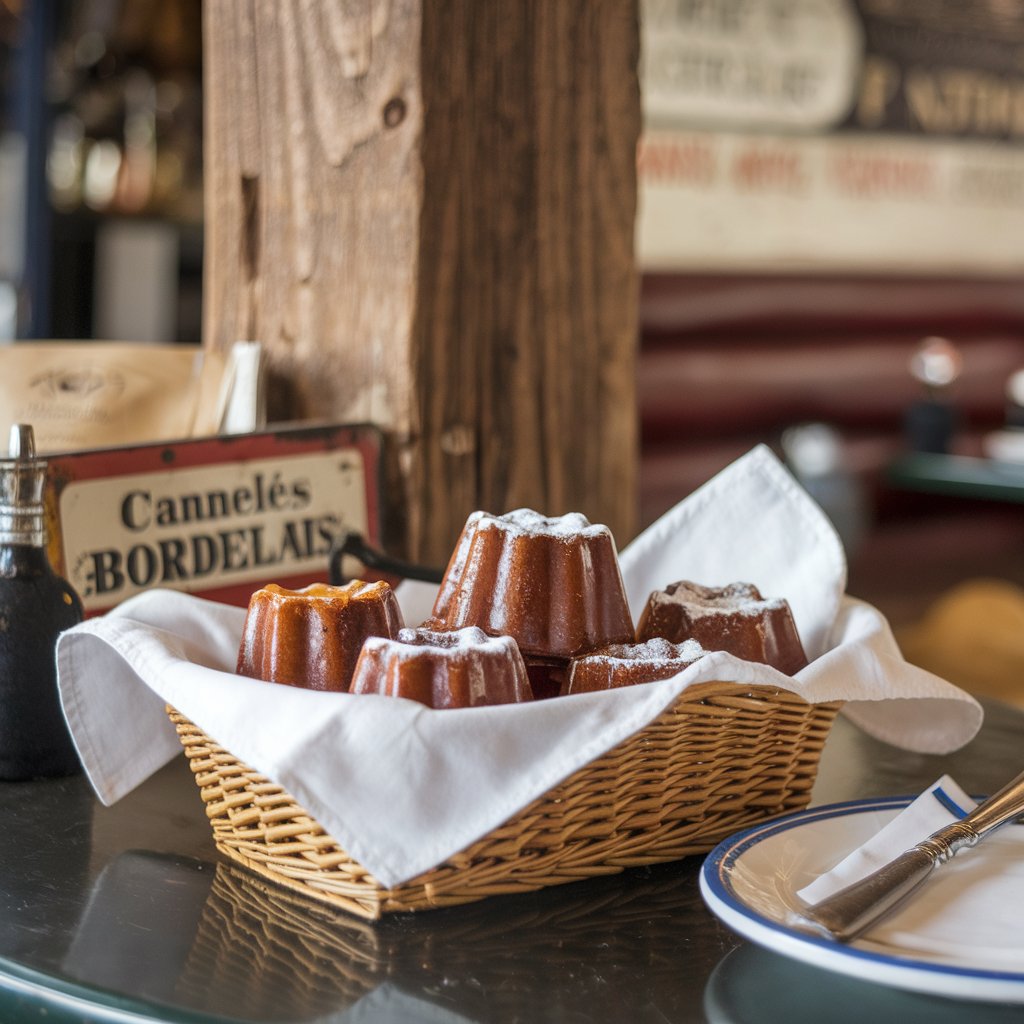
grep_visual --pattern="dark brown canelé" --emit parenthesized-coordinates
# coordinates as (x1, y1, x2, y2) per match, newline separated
(635, 581, 809, 676)
(237, 580, 404, 692)
(563, 637, 708, 695)
(428, 509, 635, 698)
(350, 626, 533, 709)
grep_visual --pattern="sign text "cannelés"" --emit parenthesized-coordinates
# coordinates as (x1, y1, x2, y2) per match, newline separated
(58, 453, 367, 611)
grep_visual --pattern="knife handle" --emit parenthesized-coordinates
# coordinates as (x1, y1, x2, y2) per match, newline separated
(798, 848, 935, 942)
(798, 771, 1024, 944)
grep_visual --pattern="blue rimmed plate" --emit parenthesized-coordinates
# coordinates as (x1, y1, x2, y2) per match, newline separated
(700, 797, 1024, 1005)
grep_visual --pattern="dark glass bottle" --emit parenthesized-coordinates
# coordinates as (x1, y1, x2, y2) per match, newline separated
(0, 424, 83, 779)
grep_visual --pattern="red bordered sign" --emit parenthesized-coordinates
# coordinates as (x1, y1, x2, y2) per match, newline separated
(44, 423, 383, 617)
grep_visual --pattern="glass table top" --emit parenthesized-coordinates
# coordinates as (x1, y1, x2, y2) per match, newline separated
(1, 700, 1023, 1023)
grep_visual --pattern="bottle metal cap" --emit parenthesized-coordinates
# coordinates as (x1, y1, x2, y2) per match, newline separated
(0, 424, 47, 545)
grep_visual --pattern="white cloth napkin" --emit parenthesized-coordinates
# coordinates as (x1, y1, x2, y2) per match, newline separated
(797, 777, 1024, 967)
(55, 445, 982, 888)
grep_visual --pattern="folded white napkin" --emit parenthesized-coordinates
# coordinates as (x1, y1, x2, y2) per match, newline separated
(797, 777, 1024, 967)
(56, 445, 982, 888)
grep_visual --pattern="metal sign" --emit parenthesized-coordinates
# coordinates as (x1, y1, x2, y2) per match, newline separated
(44, 423, 383, 616)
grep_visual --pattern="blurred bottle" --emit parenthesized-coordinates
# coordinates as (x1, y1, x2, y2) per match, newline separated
(0, 424, 83, 779)
(980, 367, 1024, 463)
(45, 1, 203, 221)
(781, 422, 868, 559)
(1004, 369, 1024, 430)
(904, 336, 962, 454)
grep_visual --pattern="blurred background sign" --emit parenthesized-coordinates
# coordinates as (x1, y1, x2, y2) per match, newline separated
(639, 0, 1024, 275)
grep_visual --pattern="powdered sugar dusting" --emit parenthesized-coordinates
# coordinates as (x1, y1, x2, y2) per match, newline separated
(577, 637, 707, 668)
(362, 625, 518, 660)
(660, 581, 786, 619)
(472, 508, 609, 540)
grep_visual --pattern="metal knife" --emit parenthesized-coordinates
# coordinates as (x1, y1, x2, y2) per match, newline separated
(795, 766, 1024, 943)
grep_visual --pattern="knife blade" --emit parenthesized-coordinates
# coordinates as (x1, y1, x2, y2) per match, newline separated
(795, 765, 1024, 943)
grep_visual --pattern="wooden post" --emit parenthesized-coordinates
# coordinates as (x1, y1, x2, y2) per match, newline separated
(203, 0, 640, 563)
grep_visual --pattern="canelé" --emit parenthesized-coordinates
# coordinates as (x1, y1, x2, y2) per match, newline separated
(635, 581, 808, 676)
(236, 580, 404, 692)
(350, 626, 533, 709)
(430, 509, 635, 661)
(563, 637, 707, 695)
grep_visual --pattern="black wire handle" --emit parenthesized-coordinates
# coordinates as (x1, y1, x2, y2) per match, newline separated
(328, 530, 445, 586)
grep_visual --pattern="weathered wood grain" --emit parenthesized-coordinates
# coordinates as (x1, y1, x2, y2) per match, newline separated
(204, 0, 640, 562)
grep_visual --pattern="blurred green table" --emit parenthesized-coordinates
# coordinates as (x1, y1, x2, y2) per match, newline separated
(887, 452, 1024, 503)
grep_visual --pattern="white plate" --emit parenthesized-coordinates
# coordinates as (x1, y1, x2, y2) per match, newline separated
(700, 797, 1024, 1005)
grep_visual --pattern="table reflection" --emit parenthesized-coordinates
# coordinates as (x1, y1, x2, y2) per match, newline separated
(704, 944, 1024, 1024)
(62, 851, 727, 1023)
(0, 774, 92, 967)
(62, 851, 213, 1006)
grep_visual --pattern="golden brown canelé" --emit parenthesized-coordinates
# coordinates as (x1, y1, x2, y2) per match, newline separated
(635, 581, 808, 676)
(429, 509, 635, 662)
(349, 626, 533, 709)
(563, 637, 708, 695)
(236, 581, 404, 692)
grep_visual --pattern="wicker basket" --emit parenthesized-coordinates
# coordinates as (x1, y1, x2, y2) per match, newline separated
(169, 682, 841, 920)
